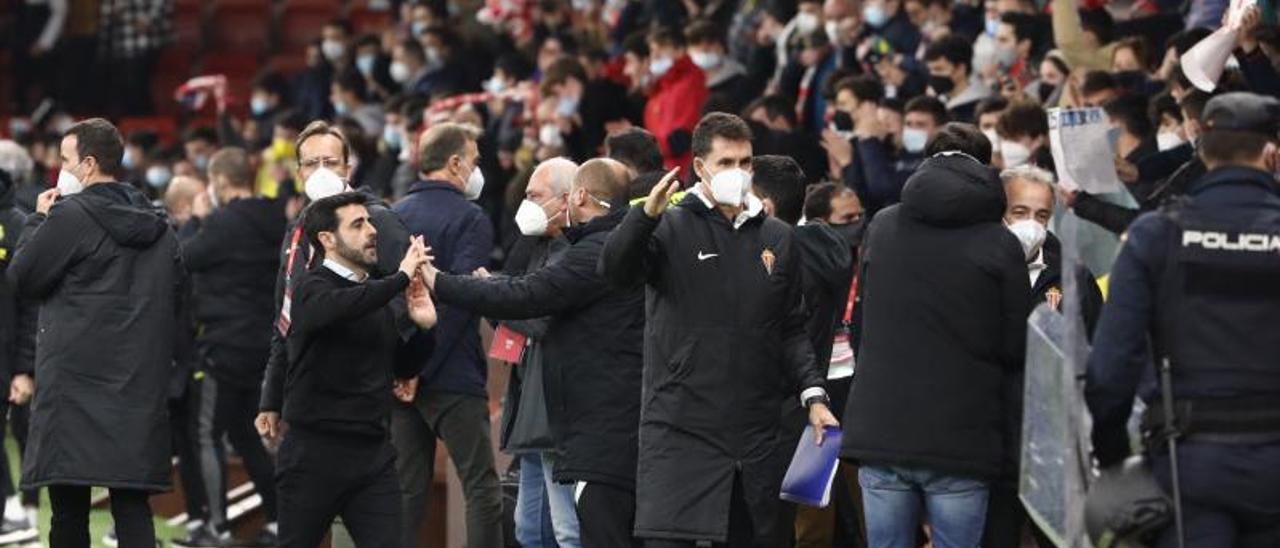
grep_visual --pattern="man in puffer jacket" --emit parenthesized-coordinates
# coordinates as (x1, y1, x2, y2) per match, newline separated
(841, 123, 1031, 547)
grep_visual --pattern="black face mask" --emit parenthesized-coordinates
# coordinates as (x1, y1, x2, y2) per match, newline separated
(928, 75, 955, 96)
(1037, 83, 1057, 103)
(830, 220, 866, 249)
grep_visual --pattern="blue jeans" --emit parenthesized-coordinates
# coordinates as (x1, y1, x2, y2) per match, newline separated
(541, 454, 582, 548)
(515, 454, 556, 547)
(515, 453, 581, 548)
(859, 465, 989, 548)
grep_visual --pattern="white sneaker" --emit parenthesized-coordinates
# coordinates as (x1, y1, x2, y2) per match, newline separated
(0, 518, 39, 546)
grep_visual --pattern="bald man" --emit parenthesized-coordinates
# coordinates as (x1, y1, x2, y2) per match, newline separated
(423, 158, 647, 546)
(164, 176, 206, 229)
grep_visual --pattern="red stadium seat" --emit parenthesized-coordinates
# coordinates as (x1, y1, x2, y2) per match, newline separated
(350, 5, 394, 35)
(173, 3, 206, 53)
(209, 0, 272, 56)
(117, 117, 180, 147)
(278, 0, 342, 55)
(200, 53, 259, 116)
(266, 53, 310, 77)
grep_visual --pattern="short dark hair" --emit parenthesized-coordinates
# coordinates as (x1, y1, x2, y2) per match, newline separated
(208, 147, 254, 189)
(1167, 27, 1214, 56)
(1081, 71, 1118, 96)
(833, 75, 884, 106)
(1079, 8, 1115, 45)
(274, 109, 307, 133)
(692, 112, 753, 159)
(334, 68, 368, 102)
(743, 94, 798, 128)
(495, 53, 534, 81)
(304, 192, 368, 259)
(1000, 12, 1037, 46)
(1199, 129, 1273, 167)
(648, 26, 686, 48)
(252, 70, 290, 99)
(803, 182, 845, 221)
(975, 97, 1011, 121)
(398, 39, 426, 64)
(296, 120, 351, 163)
(628, 170, 665, 200)
(684, 19, 724, 46)
(622, 32, 650, 58)
(126, 130, 159, 152)
(418, 122, 481, 174)
(997, 100, 1050, 140)
(925, 122, 992, 165)
(1180, 89, 1217, 122)
(325, 18, 353, 36)
(184, 126, 218, 146)
(65, 118, 125, 174)
(905, 96, 949, 126)
(750, 155, 806, 225)
(1103, 94, 1154, 138)
(1150, 92, 1182, 126)
(541, 57, 588, 96)
(1114, 37, 1149, 70)
(923, 35, 972, 76)
(606, 128, 664, 174)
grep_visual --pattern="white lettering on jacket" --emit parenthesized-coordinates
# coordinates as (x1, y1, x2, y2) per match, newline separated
(1182, 230, 1280, 252)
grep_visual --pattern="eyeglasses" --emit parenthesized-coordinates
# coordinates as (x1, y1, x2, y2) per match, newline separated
(299, 157, 345, 170)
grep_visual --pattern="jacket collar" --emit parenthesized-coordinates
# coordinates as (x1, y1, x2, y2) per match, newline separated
(564, 206, 627, 243)
(1188, 167, 1280, 198)
(407, 178, 463, 196)
(686, 186, 765, 230)
(653, 55, 700, 90)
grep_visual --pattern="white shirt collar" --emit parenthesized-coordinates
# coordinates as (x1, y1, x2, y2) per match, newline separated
(1027, 247, 1047, 286)
(323, 258, 368, 283)
(690, 185, 765, 230)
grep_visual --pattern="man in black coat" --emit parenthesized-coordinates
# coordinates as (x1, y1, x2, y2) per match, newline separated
(256, 121, 411, 443)
(425, 158, 643, 546)
(985, 165, 1104, 548)
(278, 193, 436, 548)
(601, 113, 839, 547)
(181, 147, 287, 544)
(0, 168, 37, 545)
(840, 123, 1031, 547)
(9, 119, 183, 548)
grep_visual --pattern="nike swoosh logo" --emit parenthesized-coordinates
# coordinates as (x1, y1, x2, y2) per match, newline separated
(697, 252, 719, 261)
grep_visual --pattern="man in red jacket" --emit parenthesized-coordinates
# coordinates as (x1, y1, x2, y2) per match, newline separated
(636, 28, 709, 171)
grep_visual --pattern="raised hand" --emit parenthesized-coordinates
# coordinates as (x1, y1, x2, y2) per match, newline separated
(407, 267, 437, 329)
(36, 188, 60, 216)
(644, 167, 681, 219)
(399, 236, 428, 278)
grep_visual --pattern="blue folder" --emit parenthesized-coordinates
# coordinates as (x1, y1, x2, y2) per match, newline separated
(779, 425, 843, 507)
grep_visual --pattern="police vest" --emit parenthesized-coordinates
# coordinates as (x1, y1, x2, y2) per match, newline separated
(1155, 197, 1280, 393)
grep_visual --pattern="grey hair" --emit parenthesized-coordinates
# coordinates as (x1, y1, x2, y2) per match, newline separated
(532, 157, 578, 196)
(0, 141, 33, 184)
(1000, 164, 1056, 192)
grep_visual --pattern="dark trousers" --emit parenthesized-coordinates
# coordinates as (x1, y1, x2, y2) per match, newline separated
(391, 391, 503, 548)
(276, 427, 401, 548)
(197, 374, 278, 529)
(49, 485, 153, 548)
(642, 476, 757, 548)
(8, 403, 37, 507)
(577, 482, 639, 548)
(1153, 442, 1280, 548)
(171, 376, 209, 522)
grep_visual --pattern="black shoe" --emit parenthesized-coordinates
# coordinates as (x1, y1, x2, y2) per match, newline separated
(0, 518, 38, 546)
(171, 524, 230, 548)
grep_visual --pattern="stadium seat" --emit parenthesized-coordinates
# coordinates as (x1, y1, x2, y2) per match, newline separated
(209, 0, 273, 56)
(117, 117, 180, 147)
(173, 3, 206, 54)
(266, 53, 311, 78)
(350, 3, 394, 35)
(277, 0, 342, 55)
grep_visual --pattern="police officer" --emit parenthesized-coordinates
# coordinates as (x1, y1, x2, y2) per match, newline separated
(1085, 92, 1280, 547)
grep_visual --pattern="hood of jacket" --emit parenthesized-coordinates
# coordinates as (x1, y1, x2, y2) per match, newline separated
(565, 204, 627, 243)
(900, 153, 1006, 228)
(795, 223, 854, 289)
(75, 182, 169, 248)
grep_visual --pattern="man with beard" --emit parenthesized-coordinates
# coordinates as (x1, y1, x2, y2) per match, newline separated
(276, 193, 437, 548)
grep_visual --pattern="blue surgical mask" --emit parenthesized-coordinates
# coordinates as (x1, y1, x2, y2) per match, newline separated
(356, 54, 377, 76)
(411, 21, 428, 37)
(251, 97, 269, 117)
(557, 95, 579, 117)
(985, 17, 1000, 37)
(122, 148, 137, 170)
(194, 155, 209, 172)
(902, 127, 929, 153)
(145, 166, 171, 189)
(334, 101, 349, 117)
(383, 126, 402, 150)
(864, 5, 888, 28)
